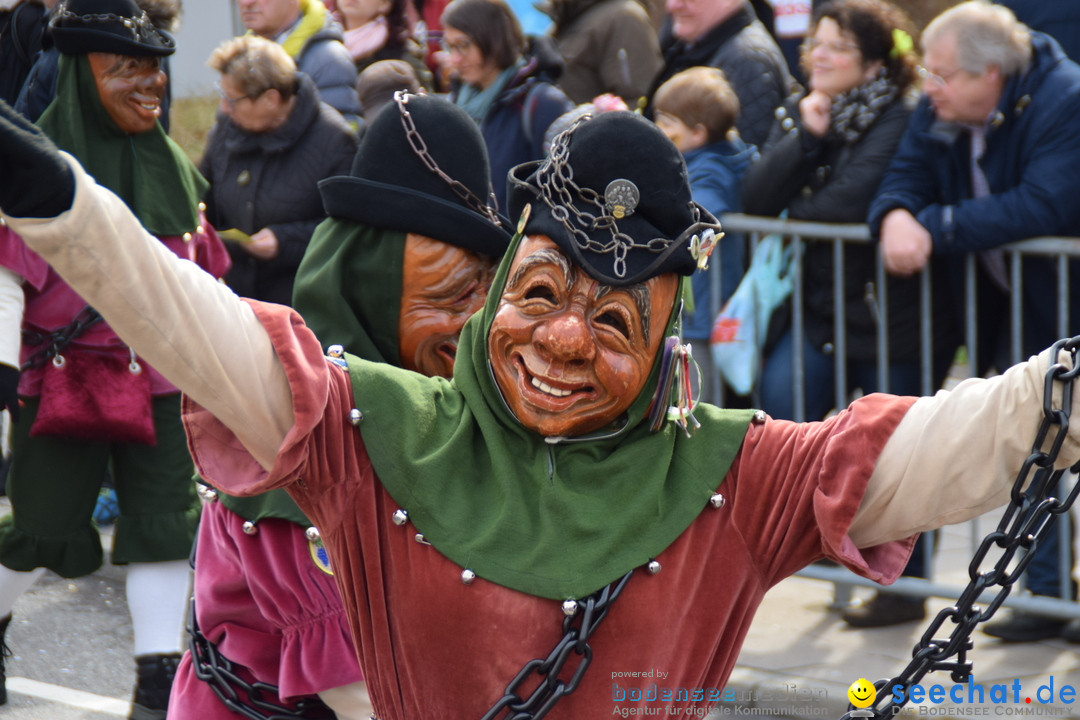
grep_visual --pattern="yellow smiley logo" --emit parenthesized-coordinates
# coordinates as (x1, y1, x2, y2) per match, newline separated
(848, 678, 876, 708)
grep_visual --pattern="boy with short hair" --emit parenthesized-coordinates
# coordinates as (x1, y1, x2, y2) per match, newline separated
(653, 66, 755, 403)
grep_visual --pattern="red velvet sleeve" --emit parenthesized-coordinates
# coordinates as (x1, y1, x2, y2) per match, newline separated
(726, 393, 920, 589)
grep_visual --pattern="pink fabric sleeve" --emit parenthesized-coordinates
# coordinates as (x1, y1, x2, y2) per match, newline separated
(0, 225, 50, 290)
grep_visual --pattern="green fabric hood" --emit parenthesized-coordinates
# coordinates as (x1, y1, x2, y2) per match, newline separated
(293, 219, 406, 365)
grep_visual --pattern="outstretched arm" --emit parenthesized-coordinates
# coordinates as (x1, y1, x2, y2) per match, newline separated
(852, 347, 1080, 546)
(0, 102, 292, 470)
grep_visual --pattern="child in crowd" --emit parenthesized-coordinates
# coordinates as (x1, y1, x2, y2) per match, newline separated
(652, 67, 755, 403)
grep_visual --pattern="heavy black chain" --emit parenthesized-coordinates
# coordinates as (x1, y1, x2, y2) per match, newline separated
(480, 570, 634, 720)
(844, 337, 1080, 720)
(20, 306, 101, 370)
(187, 595, 335, 720)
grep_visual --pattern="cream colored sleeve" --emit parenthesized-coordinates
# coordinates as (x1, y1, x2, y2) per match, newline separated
(0, 154, 292, 469)
(0, 266, 23, 369)
(851, 348, 1078, 547)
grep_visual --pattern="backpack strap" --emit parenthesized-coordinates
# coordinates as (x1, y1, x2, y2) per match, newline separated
(7, 2, 45, 64)
(520, 81, 545, 148)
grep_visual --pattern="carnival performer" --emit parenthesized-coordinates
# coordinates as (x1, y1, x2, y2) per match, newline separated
(0, 0, 230, 715)
(168, 93, 510, 719)
(0, 105, 1078, 719)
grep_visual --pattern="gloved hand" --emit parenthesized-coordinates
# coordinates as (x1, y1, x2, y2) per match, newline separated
(0, 99, 74, 219)
(0, 363, 20, 422)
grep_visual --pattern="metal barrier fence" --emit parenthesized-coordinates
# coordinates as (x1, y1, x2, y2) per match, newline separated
(715, 213, 1080, 620)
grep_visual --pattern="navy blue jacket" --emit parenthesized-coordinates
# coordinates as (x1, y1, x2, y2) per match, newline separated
(998, 0, 1080, 62)
(682, 138, 754, 340)
(868, 32, 1080, 356)
(868, 32, 1080, 253)
(451, 37, 572, 212)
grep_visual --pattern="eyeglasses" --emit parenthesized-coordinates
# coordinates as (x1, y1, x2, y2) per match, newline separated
(214, 79, 252, 108)
(439, 36, 474, 55)
(804, 37, 860, 55)
(917, 65, 964, 88)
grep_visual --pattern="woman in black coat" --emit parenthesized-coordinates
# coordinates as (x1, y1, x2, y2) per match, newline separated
(199, 35, 358, 307)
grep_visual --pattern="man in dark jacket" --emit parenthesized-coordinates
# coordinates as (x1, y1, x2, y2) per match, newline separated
(544, 0, 662, 106)
(647, 0, 793, 148)
(868, 0, 1080, 643)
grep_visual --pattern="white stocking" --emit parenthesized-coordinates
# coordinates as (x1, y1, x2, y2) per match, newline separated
(0, 565, 44, 617)
(126, 560, 190, 656)
(318, 681, 374, 720)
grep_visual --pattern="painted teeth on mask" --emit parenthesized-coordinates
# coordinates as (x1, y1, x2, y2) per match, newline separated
(531, 377, 571, 397)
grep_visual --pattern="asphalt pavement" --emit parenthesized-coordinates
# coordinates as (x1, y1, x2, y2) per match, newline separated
(0, 512, 135, 719)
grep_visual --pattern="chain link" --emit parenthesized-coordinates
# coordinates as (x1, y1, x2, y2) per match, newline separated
(20, 306, 101, 370)
(534, 117, 668, 279)
(844, 336, 1080, 720)
(480, 570, 634, 720)
(394, 91, 503, 228)
(51, 5, 157, 41)
(187, 595, 337, 720)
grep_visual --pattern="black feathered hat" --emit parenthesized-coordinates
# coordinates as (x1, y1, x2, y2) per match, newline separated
(51, 0, 175, 57)
(507, 111, 722, 286)
(319, 92, 511, 257)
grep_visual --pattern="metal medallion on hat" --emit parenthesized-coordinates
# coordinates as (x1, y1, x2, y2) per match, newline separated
(604, 179, 639, 220)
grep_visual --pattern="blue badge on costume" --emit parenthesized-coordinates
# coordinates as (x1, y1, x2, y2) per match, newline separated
(309, 539, 334, 575)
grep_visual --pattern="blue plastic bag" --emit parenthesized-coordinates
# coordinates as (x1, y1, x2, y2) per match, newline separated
(710, 234, 794, 395)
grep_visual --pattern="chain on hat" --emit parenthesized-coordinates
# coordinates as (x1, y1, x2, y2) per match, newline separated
(533, 116, 689, 280)
(394, 91, 503, 229)
(52, 1, 156, 42)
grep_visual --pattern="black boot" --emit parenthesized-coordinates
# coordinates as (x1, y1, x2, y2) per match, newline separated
(129, 652, 182, 720)
(841, 593, 925, 628)
(0, 613, 11, 705)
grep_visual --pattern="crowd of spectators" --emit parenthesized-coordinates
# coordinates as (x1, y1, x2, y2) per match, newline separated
(1, 0, 1080, 716)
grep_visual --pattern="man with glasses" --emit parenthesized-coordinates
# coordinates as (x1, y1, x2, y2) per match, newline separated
(869, 0, 1080, 644)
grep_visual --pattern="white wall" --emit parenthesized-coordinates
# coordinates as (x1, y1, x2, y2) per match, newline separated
(169, 0, 241, 97)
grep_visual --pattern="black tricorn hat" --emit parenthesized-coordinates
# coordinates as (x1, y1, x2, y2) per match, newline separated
(507, 111, 722, 286)
(319, 93, 511, 257)
(51, 0, 176, 56)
